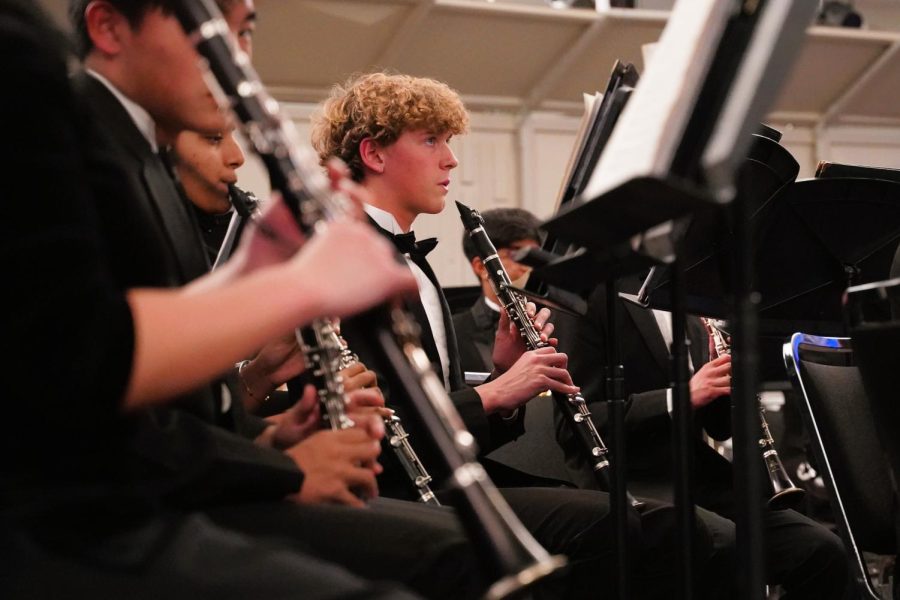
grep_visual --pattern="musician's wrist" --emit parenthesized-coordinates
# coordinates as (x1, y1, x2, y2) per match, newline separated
(236, 358, 273, 408)
(475, 379, 517, 416)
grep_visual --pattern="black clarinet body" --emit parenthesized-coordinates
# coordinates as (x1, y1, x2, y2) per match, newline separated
(328, 321, 440, 506)
(172, 3, 567, 596)
(456, 201, 642, 508)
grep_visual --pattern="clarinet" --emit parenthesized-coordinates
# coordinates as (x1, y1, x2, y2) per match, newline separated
(456, 201, 642, 509)
(325, 320, 440, 505)
(227, 182, 356, 433)
(701, 318, 805, 510)
(298, 320, 357, 431)
(172, 3, 567, 596)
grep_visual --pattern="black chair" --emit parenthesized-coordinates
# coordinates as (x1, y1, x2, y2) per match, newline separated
(783, 333, 897, 599)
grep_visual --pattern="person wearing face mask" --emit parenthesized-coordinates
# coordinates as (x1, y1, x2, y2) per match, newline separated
(453, 207, 541, 374)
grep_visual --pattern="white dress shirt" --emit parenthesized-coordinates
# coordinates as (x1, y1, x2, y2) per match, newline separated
(651, 309, 694, 414)
(364, 204, 451, 389)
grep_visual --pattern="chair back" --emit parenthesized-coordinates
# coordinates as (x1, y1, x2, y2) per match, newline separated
(783, 333, 896, 599)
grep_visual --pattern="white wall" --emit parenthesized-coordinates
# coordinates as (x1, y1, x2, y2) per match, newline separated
(235, 103, 900, 288)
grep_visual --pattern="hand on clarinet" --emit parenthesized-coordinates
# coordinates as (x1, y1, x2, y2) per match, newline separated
(492, 303, 557, 373)
(346, 387, 393, 422)
(477, 346, 579, 415)
(285, 418, 384, 508)
(265, 384, 321, 450)
(340, 361, 379, 393)
(238, 333, 305, 412)
(689, 354, 732, 409)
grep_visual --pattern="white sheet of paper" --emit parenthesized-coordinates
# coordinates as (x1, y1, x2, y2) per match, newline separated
(553, 92, 602, 211)
(581, 0, 732, 201)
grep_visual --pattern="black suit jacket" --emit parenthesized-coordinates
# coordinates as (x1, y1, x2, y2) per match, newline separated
(343, 219, 525, 498)
(74, 73, 302, 508)
(553, 277, 733, 507)
(452, 298, 500, 373)
(73, 74, 210, 284)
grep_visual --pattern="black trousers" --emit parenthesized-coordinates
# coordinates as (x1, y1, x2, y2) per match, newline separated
(203, 497, 487, 600)
(691, 503, 849, 600)
(1, 513, 418, 600)
(436, 485, 691, 600)
(634, 477, 849, 600)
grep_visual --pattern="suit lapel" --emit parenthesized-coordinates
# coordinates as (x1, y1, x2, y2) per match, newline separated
(367, 217, 448, 381)
(623, 300, 671, 376)
(76, 74, 209, 282)
(141, 157, 210, 280)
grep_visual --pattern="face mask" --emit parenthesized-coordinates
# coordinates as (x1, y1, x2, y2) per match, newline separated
(509, 270, 530, 289)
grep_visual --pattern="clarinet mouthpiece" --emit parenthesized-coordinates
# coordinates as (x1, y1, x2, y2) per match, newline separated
(455, 200, 482, 230)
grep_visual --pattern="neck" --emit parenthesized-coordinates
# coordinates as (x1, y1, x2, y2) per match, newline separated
(482, 280, 499, 304)
(85, 55, 168, 147)
(362, 180, 416, 232)
(85, 55, 127, 96)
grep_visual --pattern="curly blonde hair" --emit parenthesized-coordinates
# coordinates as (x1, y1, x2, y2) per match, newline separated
(311, 72, 469, 182)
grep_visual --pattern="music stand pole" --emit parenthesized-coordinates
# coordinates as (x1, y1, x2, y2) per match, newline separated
(670, 253, 695, 600)
(605, 276, 630, 600)
(731, 187, 766, 600)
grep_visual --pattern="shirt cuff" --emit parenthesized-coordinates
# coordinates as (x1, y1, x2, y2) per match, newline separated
(501, 407, 520, 421)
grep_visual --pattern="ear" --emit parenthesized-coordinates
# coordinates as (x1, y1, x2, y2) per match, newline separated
(84, 1, 129, 57)
(471, 257, 487, 280)
(359, 137, 386, 175)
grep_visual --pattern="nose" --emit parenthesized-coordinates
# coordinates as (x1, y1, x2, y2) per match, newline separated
(223, 133, 245, 170)
(443, 144, 458, 170)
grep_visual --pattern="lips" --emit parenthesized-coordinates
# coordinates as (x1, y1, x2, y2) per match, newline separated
(439, 179, 450, 192)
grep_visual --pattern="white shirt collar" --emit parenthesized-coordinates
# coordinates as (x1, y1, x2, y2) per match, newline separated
(364, 203, 407, 234)
(87, 69, 158, 153)
(483, 296, 501, 313)
(363, 205, 450, 388)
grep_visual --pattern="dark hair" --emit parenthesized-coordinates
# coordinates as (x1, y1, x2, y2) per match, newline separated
(461, 207, 541, 263)
(68, 0, 176, 59)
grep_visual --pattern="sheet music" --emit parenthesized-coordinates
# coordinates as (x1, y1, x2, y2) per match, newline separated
(581, 0, 732, 200)
(553, 92, 602, 211)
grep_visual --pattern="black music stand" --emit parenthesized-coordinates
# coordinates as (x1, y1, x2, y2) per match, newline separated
(532, 2, 817, 595)
(538, 174, 714, 600)
(538, 177, 716, 575)
(641, 176, 900, 379)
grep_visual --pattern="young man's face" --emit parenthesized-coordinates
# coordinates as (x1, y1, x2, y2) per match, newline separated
(223, 0, 256, 57)
(174, 129, 244, 214)
(120, 8, 226, 137)
(378, 129, 458, 221)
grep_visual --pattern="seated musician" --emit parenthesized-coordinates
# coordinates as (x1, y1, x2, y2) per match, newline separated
(454, 207, 542, 374)
(309, 70, 753, 599)
(171, 127, 380, 415)
(551, 276, 850, 599)
(38, 0, 503, 597)
(2, 2, 433, 598)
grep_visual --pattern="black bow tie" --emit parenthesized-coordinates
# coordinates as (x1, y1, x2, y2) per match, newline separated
(393, 231, 438, 259)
